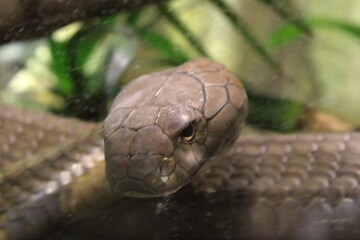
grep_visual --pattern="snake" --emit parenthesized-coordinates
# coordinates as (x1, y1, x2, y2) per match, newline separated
(1, 58, 360, 240)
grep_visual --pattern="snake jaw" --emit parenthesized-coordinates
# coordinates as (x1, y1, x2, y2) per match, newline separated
(111, 179, 156, 197)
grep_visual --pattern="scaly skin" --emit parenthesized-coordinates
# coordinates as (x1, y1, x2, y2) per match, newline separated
(0, 103, 111, 240)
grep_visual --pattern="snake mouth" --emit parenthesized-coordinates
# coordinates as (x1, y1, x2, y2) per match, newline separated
(113, 174, 183, 198)
(113, 179, 157, 197)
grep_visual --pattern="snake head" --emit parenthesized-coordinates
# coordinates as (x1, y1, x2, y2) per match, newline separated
(103, 58, 248, 197)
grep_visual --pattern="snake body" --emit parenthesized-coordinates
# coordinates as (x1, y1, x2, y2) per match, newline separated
(1, 59, 360, 240)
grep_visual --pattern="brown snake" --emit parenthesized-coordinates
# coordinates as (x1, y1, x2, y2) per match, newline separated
(1, 58, 360, 240)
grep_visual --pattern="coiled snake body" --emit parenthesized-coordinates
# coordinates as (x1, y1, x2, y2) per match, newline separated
(1, 59, 360, 240)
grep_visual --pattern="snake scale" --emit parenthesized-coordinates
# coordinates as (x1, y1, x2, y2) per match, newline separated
(1, 58, 360, 240)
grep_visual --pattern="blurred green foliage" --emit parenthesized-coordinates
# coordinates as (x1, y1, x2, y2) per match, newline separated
(8, 0, 359, 131)
(48, 16, 129, 120)
(247, 91, 304, 132)
(126, 8, 190, 65)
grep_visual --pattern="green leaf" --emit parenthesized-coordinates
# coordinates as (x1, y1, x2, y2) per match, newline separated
(310, 18, 360, 38)
(268, 23, 303, 49)
(247, 90, 304, 132)
(48, 38, 74, 95)
(269, 18, 360, 49)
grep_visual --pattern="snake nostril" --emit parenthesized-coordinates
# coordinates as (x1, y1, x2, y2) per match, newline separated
(161, 176, 169, 183)
(159, 157, 176, 177)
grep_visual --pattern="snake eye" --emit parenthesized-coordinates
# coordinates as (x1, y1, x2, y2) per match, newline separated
(181, 123, 196, 143)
